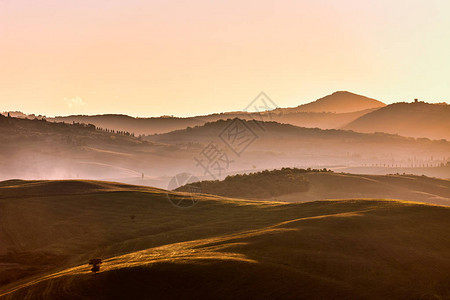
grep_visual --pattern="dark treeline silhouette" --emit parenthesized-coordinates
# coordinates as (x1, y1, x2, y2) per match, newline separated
(1, 116, 137, 148)
(177, 168, 332, 199)
(95, 125, 135, 137)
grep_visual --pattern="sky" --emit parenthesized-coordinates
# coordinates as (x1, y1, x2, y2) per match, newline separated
(1, 0, 449, 117)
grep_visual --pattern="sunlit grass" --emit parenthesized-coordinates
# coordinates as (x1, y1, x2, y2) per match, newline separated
(0, 180, 449, 299)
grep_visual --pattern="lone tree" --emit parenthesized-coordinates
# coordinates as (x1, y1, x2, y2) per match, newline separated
(89, 258, 102, 274)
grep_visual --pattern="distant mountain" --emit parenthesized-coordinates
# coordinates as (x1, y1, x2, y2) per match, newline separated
(147, 118, 450, 179)
(272, 108, 379, 129)
(0, 115, 192, 183)
(49, 109, 375, 135)
(47, 91, 384, 135)
(343, 102, 450, 140)
(48, 114, 206, 136)
(274, 91, 386, 114)
(1, 111, 46, 119)
(1, 115, 449, 186)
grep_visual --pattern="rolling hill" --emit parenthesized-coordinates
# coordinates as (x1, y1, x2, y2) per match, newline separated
(177, 168, 450, 206)
(2, 115, 450, 186)
(344, 101, 450, 140)
(0, 180, 449, 299)
(0, 115, 195, 184)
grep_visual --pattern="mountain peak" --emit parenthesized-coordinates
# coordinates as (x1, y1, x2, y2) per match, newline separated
(293, 91, 386, 113)
(332, 90, 352, 94)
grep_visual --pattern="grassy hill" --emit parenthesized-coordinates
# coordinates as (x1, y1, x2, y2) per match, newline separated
(279, 172, 450, 205)
(176, 168, 321, 199)
(344, 101, 450, 140)
(1, 180, 449, 299)
(177, 169, 450, 206)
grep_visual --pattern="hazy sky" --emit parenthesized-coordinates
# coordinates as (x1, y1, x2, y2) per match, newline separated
(1, 0, 449, 117)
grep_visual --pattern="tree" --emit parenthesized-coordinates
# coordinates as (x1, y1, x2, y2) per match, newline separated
(89, 258, 102, 274)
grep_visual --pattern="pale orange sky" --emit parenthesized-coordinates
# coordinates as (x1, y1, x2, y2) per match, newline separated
(1, 0, 449, 117)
